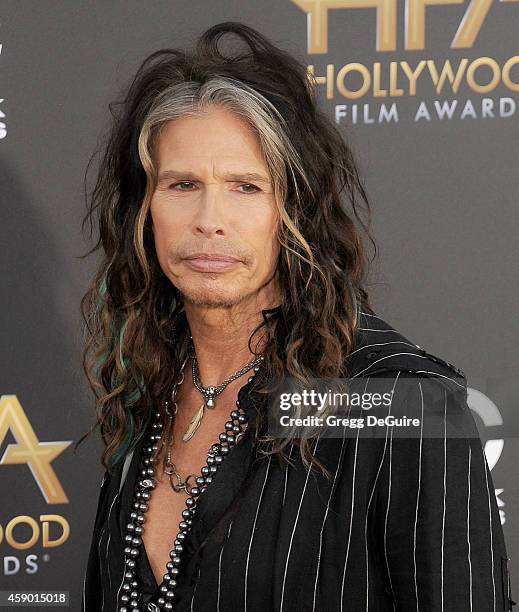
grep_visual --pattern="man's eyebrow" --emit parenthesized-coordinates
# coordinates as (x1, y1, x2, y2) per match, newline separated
(156, 170, 271, 184)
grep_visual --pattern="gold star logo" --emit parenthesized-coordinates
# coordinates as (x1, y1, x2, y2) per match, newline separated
(0, 395, 72, 504)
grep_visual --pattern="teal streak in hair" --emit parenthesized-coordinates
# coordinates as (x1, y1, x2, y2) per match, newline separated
(108, 410, 135, 470)
(98, 274, 108, 298)
(108, 311, 149, 470)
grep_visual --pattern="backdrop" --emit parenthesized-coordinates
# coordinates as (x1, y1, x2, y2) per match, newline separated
(0, 1, 517, 608)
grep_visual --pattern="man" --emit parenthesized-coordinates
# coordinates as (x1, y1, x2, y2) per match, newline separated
(80, 22, 514, 611)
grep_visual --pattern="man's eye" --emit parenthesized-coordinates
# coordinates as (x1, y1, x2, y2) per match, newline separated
(170, 181, 195, 190)
(238, 183, 260, 193)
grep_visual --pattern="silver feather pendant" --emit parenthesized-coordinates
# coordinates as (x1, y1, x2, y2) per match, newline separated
(182, 403, 205, 442)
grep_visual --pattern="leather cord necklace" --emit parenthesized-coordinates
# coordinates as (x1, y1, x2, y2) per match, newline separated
(182, 335, 264, 442)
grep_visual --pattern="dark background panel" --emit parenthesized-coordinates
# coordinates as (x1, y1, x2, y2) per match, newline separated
(0, 0, 517, 606)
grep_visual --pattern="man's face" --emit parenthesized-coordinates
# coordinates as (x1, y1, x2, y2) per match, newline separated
(149, 107, 280, 309)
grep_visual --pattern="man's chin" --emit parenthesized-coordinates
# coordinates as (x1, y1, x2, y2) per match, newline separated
(179, 286, 245, 309)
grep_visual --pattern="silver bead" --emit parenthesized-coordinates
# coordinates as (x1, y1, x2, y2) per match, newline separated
(141, 478, 156, 489)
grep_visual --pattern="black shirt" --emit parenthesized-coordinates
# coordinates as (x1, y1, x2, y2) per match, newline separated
(82, 311, 515, 611)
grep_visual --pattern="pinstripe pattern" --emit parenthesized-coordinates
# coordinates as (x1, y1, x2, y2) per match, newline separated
(468, 444, 473, 611)
(281, 441, 293, 507)
(340, 415, 359, 612)
(190, 567, 201, 611)
(312, 422, 347, 611)
(245, 456, 271, 612)
(365, 371, 402, 610)
(413, 381, 425, 611)
(280, 438, 319, 612)
(216, 521, 232, 612)
(383, 419, 395, 605)
(81, 312, 512, 611)
(484, 439, 497, 612)
(441, 387, 447, 612)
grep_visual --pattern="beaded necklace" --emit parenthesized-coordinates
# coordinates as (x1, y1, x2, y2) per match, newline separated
(116, 350, 264, 611)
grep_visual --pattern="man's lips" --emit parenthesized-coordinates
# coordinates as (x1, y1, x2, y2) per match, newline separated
(182, 253, 241, 272)
(183, 253, 239, 262)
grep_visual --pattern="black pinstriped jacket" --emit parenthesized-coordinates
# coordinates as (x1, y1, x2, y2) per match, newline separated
(82, 311, 515, 611)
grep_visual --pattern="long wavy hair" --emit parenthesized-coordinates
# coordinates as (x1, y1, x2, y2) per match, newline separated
(76, 21, 377, 479)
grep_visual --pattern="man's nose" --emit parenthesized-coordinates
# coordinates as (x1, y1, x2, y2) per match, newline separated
(192, 186, 227, 236)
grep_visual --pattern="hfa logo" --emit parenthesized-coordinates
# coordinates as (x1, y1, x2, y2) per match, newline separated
(0, 395, 72, 504)
(291, 0, 519, 53)
(467, 387, 506, 524)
